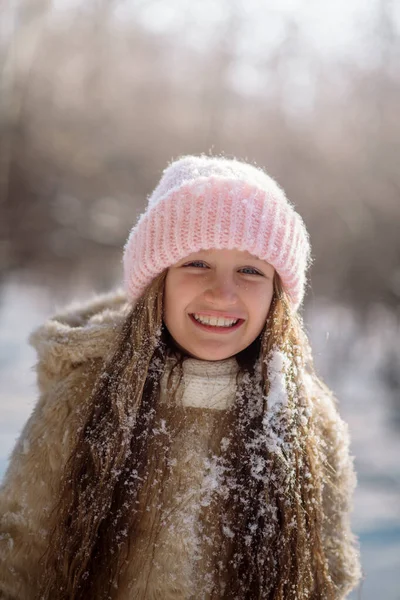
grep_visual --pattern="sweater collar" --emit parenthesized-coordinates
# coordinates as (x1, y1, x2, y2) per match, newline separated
(161, 355, 239, 410)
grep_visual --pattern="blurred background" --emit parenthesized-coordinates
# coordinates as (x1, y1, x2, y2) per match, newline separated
(0, 0, 399, 597)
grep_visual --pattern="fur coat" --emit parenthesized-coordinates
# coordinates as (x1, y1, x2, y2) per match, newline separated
(0, 291, 361, 599)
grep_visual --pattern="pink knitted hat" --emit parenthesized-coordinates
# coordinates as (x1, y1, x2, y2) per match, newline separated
(123, 155, 311, 310)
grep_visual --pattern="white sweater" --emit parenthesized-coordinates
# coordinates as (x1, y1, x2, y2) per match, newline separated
(161, 355, 239, 410)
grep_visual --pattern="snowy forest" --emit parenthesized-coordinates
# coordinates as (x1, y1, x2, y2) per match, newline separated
(0, 0, 399, 598)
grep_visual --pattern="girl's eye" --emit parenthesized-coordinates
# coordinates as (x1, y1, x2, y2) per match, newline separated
(240, 267, 263, 276)
(183, 261, 208, 268)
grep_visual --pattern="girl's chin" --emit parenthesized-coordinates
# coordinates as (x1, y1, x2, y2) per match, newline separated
(166, 331, 244, 361)
(182, 345, 239, 362)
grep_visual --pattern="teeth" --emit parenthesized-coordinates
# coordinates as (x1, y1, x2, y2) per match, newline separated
(192, 314, 239, 327)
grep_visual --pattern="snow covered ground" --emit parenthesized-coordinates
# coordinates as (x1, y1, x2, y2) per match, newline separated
(1, 279, 399, 598)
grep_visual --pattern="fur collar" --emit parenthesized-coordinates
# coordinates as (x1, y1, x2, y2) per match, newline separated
(29, 289, 129, 379)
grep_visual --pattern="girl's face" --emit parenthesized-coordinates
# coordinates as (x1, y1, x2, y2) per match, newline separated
(164, 248, 275, 361)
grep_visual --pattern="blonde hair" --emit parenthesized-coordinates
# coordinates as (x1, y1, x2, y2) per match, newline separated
(38, 272, 336, 599)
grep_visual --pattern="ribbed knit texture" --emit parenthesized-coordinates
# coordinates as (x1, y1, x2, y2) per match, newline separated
(161, 355, 239, 410)
(123, 155, 311, 309)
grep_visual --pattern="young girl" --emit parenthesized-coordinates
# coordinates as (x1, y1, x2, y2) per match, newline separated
(0, 155, 361, 599)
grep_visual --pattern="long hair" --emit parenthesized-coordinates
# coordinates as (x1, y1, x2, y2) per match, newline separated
(38, 273, 336, 599)
(210, 282, 336, 599)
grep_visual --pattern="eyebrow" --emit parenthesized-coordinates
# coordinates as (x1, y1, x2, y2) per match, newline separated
(185, 253, 273, 269)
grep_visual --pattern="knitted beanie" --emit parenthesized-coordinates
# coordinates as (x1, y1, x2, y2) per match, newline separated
(123, 155, 311, 310)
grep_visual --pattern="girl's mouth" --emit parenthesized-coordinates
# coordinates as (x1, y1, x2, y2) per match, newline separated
(189, 313, 245, 334)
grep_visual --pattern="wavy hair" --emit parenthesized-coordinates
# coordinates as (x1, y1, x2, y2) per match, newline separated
(38, 272, 336, 599)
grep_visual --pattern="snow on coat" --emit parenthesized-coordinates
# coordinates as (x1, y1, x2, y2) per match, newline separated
(0, 291, 361, 599)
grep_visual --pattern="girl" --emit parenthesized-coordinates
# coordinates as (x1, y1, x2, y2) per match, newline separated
(0, 155, 361, 599)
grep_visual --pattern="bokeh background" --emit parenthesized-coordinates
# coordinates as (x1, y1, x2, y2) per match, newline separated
(1, 1, 400, 598)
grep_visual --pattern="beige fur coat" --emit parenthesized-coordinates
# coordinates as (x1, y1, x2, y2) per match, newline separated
(0, 291, 361, 599)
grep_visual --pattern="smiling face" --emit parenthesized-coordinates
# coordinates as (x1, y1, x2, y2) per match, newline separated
(163, 248, 275, 361)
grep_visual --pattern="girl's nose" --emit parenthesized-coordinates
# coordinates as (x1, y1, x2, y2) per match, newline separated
(203, 277, 239, 305)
